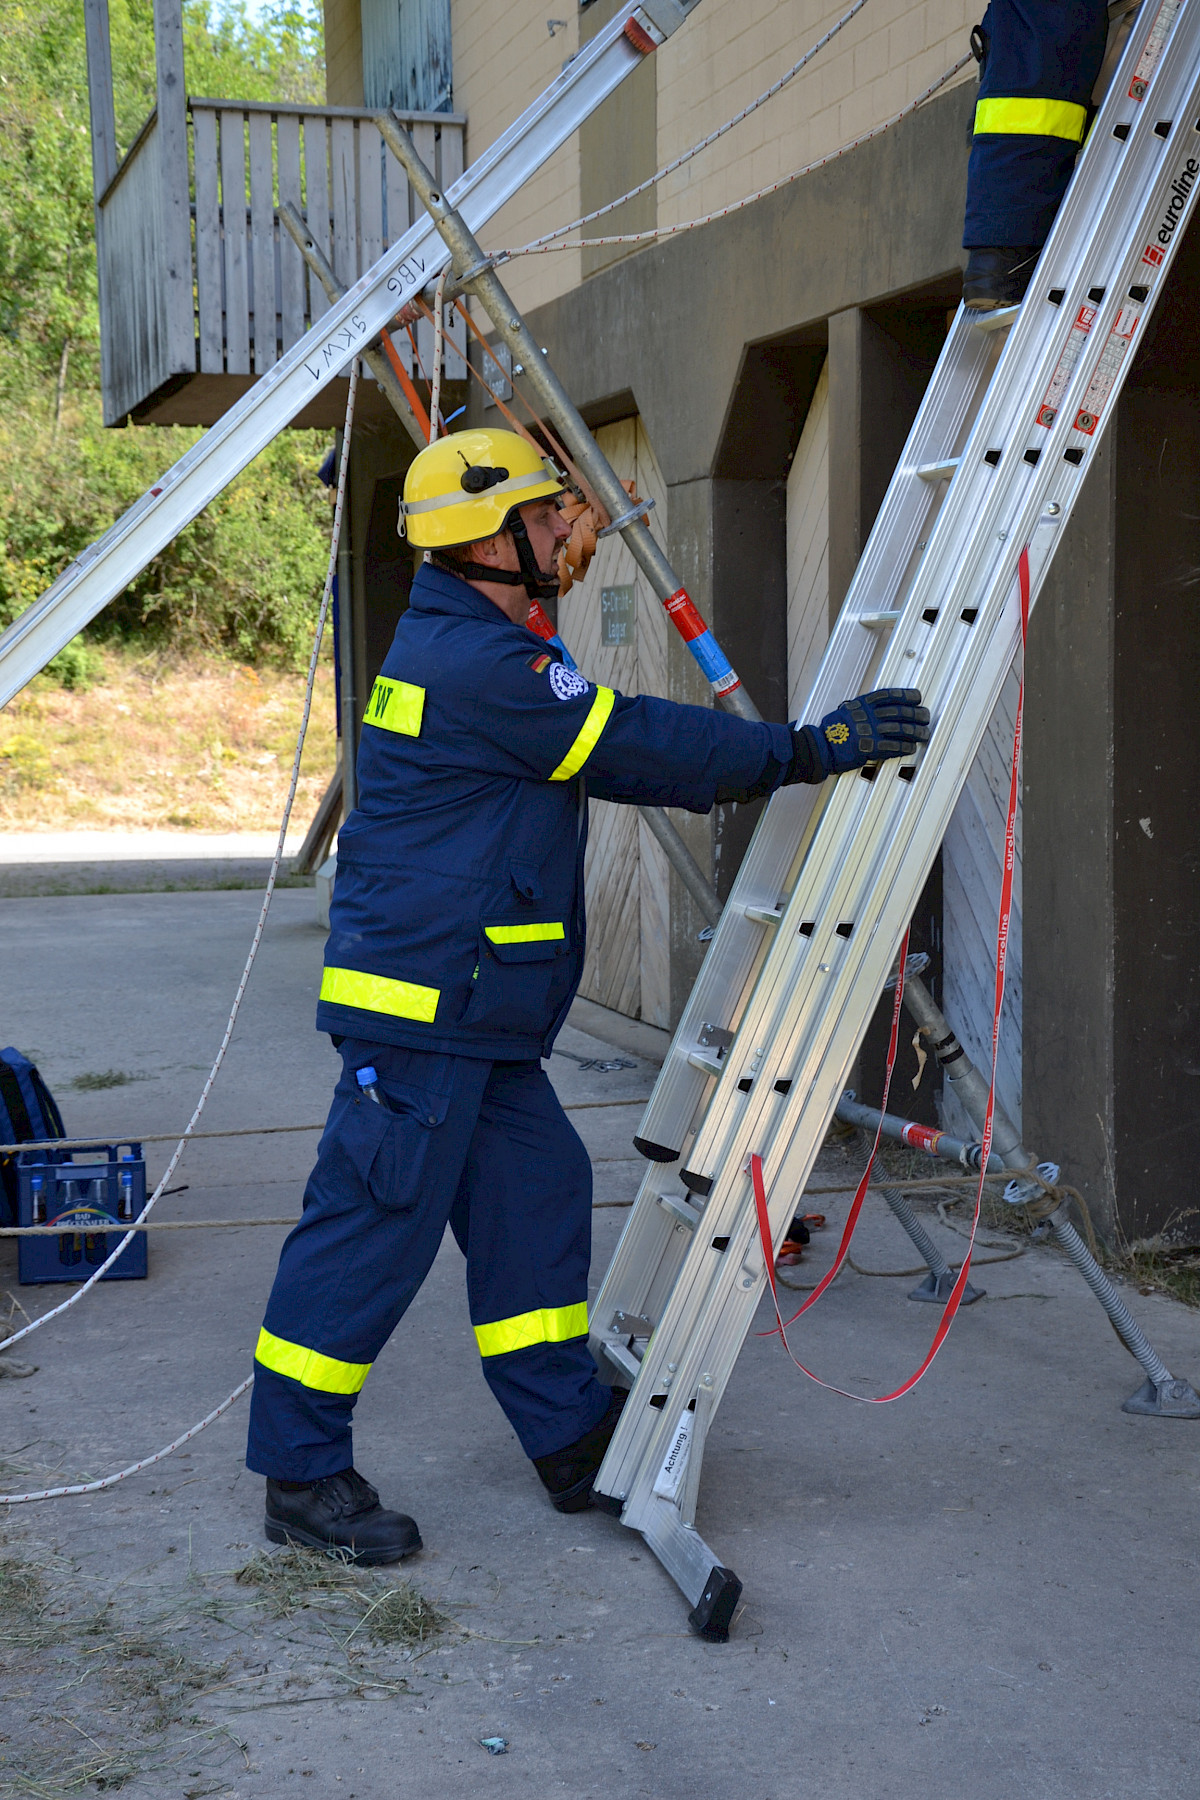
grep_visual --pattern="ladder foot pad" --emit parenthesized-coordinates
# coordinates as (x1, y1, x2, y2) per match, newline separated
(687, 1565, 743, 1641)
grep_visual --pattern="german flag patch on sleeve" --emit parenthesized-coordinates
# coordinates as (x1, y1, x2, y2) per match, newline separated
(526, 652, 552, 674)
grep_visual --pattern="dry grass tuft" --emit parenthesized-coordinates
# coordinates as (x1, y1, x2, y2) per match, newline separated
(232, 1545, 452, 1646)
(0, 649, 336, 833)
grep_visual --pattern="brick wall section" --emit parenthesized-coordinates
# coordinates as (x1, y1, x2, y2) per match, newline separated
(452, 1, 583, 317)
(654, 0, 976, 227)
(447, 0, 976, 317)
(323, 0, 363, 107)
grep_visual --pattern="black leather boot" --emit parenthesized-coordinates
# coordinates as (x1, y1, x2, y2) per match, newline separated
(962, 245, 1042, 310)
(533, 1388, 627, 1514)
(264, 1468, 421, 1564)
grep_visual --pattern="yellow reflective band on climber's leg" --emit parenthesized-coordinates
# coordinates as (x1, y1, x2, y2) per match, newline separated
(362, 676, 425, 736)
(973, 97, 1088, 143)
(548, 686, 615, 780)
(255, 1326, 371, 1394)
(484, 922, 565, 944)
(320, 965, 440, 1023)
(474, 1302, 589, 1359)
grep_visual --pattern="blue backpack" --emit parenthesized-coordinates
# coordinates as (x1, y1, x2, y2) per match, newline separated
(0, 1047, 66, 1226)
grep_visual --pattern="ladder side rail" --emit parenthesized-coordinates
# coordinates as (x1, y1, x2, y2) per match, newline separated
(594, 315, 1011, 1353)
(626, 0, 1200, 1172)
(0, 5, 676, 707)
(627, 313, 1003, 1162)
(599, 16, 1200, 1511)
(602, 562, 1033, 1517)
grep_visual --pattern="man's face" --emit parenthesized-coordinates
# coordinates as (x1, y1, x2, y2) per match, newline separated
(474, 494, 570, 624)
(510, 495, 571, 575)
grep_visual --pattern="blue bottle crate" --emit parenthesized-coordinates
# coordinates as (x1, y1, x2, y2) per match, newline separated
(17, 1143, 148, 1285)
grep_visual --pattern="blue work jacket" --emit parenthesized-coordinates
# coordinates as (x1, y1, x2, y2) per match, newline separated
(317, 560, 794, 1059)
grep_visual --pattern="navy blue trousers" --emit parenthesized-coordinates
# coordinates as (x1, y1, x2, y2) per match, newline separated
(246, 1040, 611, 1480)
(964, 0, 1109, 249)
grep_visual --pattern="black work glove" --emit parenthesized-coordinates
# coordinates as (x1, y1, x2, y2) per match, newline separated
(791, 687, 930, 781)
(713, 688, 929, 804)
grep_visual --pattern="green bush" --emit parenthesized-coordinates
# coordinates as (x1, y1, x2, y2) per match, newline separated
(0, 0, 329, 674)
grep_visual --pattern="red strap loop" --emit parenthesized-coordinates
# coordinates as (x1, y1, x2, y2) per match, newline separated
(751, 547, 1030, 1401)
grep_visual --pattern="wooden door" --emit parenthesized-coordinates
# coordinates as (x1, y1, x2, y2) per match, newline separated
(558, 419, 671, 1027)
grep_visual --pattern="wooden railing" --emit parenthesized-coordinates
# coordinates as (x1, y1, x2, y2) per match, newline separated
(96, 99, 466, 422)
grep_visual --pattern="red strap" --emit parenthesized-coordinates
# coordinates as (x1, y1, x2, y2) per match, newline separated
(752, 546, 1030, 1401)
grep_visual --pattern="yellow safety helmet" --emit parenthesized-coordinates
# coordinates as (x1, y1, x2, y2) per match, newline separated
(399, 428, 565, 549)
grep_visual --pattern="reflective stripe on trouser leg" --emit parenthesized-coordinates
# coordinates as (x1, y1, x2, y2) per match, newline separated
(246, 1042, 490, 1481)
(451, 1060, 610, 1460)
(963, 0, 1109, 248)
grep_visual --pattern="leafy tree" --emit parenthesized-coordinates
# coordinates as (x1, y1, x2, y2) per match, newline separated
(0, 0, 332, 672)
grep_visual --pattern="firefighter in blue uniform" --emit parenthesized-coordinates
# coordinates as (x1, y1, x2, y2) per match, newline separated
(246, 428, 929, 1564)
(963, 0, 1117, 309)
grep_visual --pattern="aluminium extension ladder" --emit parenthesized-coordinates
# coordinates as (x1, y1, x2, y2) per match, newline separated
(0, 0, 704, 708)
(583, 0, 1200, 1640)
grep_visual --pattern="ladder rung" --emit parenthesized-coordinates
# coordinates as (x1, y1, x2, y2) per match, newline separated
(973, 303, 1022, 333)
(857, 610, 903, 630)
(656, 1190, 702, 1230)
(601, 1340, 642, 1380)
(915, 457, 960, 482)
(743, 904, 784, 924)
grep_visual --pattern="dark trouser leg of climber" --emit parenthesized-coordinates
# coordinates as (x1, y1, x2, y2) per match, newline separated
(247, 1040, 491, 1559)
(447, 1060, 618, 1510)
(963, 0, 1110, 308)
(247, 1043, 617, 1546)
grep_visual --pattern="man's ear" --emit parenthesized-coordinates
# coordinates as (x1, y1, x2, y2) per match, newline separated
(468, 533, 504, 567)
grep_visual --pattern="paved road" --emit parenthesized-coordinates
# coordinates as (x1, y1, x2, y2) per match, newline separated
(1, 888, 1197, 1799)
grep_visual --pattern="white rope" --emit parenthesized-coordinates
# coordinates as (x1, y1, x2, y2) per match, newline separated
(3, 360, 361, 1353)
(515, 0, 875, 254)
(0, 1378, 254, 1505)
(499, 54, 972, 260)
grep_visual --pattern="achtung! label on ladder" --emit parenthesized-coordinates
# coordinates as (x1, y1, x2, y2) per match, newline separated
(651, 1407, 693, 1500)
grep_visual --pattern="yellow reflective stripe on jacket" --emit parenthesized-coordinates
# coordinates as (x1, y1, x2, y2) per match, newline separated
(974, 97, 1087, 142)
(474, 1302, 589, 1360)
(362, 676, 425, 736)
(484, 922, 565, 945)
(320, 965, 440, 1023)
(548, 685, 615, 781)
(255, 1326, 371, 1394)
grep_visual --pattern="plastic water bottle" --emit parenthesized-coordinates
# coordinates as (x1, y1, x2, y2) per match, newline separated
(119, 1154, 136, 1221)
(356, 1065, 382, 1106)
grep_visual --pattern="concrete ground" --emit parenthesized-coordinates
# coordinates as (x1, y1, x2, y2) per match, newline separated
(1, 885, 1199, 1799)
(0, 830, 308, 897)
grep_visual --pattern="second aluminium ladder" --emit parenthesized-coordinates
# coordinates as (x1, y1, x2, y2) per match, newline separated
(585, 0, 1200, 1639)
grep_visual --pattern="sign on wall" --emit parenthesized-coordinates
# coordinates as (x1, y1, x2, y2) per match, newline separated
(600, 584, 636, 646)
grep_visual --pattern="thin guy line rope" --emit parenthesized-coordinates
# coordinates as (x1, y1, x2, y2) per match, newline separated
(0, 1094, 652, 1153)
(512, 0, 875, 254)
(496, 54, 972, 261)
(1, 361, 360, 1355)
(0, 1381, 253, 1505)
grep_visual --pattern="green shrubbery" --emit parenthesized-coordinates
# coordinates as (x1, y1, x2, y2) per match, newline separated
(0, 0, 330, 674)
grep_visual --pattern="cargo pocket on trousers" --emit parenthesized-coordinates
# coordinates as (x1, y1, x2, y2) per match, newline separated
(341, 1084, 451, 1212)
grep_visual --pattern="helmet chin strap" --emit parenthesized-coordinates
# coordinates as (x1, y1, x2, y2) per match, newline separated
(430, 510, 559, 603)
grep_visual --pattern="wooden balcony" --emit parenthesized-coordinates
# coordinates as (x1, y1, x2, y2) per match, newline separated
(96, 100, 466, 428)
